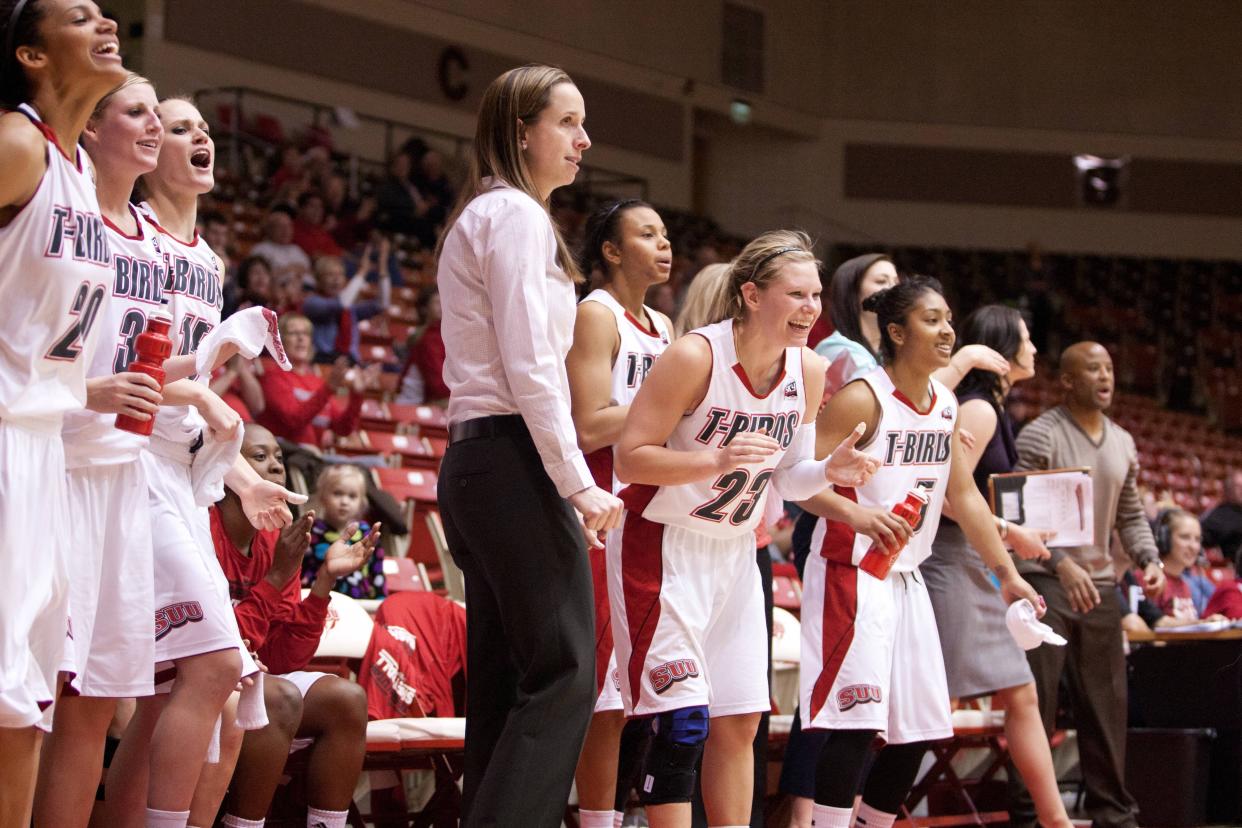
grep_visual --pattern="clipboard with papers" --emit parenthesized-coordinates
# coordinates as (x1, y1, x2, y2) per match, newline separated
(988, 467, 1093, 548)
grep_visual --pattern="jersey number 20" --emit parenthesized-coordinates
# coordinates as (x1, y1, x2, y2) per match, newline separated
(47, 281, 106, 362)
(691, 469, 773, 526)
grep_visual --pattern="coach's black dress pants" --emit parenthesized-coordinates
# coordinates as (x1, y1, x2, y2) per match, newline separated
(438, 417, 595, 827)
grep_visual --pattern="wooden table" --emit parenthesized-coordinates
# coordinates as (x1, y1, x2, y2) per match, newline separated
(1125, 627, 1242, 644)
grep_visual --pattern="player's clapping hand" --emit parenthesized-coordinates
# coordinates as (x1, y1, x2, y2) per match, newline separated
(824, 422, 880, 487)
(716, 432, 779, 473)
(85, 372, 162, 419)
(265, 511, 315, 590)
(240, 478, 309, 532)
(316, 522, 382, 583)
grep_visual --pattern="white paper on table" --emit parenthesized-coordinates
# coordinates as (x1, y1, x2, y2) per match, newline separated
(988, 467, 1093, 548)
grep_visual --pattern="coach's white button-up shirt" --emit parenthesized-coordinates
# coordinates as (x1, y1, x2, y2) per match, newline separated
(438, 179, 592, 499)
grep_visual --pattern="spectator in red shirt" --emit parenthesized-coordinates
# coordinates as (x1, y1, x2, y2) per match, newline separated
(209, 355, 265, 423)
(1206, 575, 1242, 619)
(200, 423, 380, 828)
(229, 255, 275, 317)
(407, 286, 447, 404)
(292, 190, 343, 259)
(256, 313, 379, 447)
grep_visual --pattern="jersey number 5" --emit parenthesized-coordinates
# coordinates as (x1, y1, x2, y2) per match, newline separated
(47, 281, 106, 362)
(691, 469, 773, 526)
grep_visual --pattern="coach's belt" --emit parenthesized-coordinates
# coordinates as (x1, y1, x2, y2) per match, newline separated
(448, 414, 526, 445)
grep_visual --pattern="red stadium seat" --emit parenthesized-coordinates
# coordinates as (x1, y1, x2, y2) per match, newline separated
(361, 431, 440, 469)
(371, 468, 438, 509)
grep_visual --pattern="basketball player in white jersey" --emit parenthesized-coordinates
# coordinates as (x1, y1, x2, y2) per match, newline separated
(611, 231, 878, 828)
(566, 199, 674, 828)
(0, 1, 126, 822)
(797, 276, 1043, 828)
(100, 97, 304, 828)
(32, 74, 263, 828)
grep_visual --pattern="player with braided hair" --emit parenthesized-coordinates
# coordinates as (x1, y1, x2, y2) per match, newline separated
(567, 198, 674, 828)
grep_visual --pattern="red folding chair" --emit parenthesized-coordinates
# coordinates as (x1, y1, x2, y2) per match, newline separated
(386, 403, 449, 438)
(362, 431, 439, 470)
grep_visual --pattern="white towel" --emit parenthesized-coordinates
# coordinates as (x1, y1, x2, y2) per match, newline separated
(196, 306, 292, 376)
(1006, 599, 1068, 651)
(190, 421, 244, 508)
(236, 671, 268, 731)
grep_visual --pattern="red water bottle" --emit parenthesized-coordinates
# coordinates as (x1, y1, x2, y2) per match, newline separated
(858, 489, 928, 579)
(115, 310, 173, 436)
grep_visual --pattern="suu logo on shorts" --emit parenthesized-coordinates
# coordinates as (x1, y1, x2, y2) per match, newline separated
(694, 408, 800, 449)
(650, 659, 700, 695)
(154, 601, 204, 640)
(837, 683, 882, 711)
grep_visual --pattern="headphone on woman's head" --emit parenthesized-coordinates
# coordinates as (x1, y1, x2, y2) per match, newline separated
(1154, 508, 1178, 558)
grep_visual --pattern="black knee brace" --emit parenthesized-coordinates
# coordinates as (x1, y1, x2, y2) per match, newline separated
(861, 741, 931, 814)
(814, 728, 879, 808)
(636, 706, 709, 805)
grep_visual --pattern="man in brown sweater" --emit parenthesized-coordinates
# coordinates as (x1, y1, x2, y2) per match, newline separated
(1007, 342, 1164, 828)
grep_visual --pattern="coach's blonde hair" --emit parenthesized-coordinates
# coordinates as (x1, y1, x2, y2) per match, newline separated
(675, 263, 732, 334)
(725, 230, 820, 321)
(437, 64, 584, 283)
(89, 72, 154, 123)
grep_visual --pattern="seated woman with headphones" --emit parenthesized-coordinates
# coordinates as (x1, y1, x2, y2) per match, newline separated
(1120, 509, 1226, 631)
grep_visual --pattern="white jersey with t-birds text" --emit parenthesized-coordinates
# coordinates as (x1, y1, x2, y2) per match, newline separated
(0, 104, 112, 428)
(625, 318, 806, 539)
(139, 204, 224, 449)
(813, 367, 957, 572)
(61, 205, 169, 468)
(581, 288, 672, 493)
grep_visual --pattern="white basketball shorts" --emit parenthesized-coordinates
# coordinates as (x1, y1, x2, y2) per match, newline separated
(608, 513, 768, 719)
(60, 462, 155, 697)
(800, 556, 952, 744)
(0, 422, 71, 729)
(142, 449, 258, 678)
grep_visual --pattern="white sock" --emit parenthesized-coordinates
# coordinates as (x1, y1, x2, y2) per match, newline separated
(223, 815, 266, 828)
(855, 803, 897, 828)
(146, 809, 190, 828)
(811, 803, 854, 828)
(306, 806, 349, 828)
(614, 811, 624, 828)
(579, 810, 615, 828)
